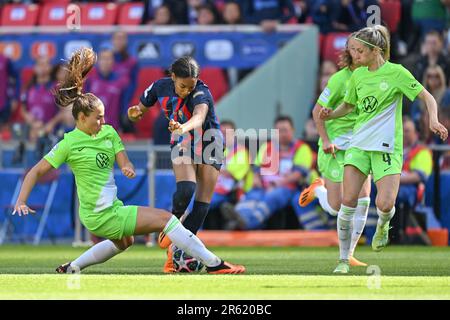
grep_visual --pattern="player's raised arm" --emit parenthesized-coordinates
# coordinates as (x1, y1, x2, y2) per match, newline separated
(13, 159, 54, 216)
(417, 88, 448, 141)
(319, 102, 354, 120)
(127, 102, 148, 122)
(170, 103, 208, 134)
(116, 150, 136, 179)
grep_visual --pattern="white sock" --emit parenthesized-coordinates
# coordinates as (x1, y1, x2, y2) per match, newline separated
(164, 215, 221, 267)
(71, 240, 122, 271)
(315, 185, 338, 216)
(337, 205, 355, 261)
(377, 206, 395, 227)
(349, 197, 370, 257)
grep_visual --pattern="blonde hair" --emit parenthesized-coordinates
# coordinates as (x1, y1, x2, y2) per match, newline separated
(53, 47, 102, 120)
(353, 25, 391, 60)
(338, 32, 358, 69)
(422, 65, 446, 104)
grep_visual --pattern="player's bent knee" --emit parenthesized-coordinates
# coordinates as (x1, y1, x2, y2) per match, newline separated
(342, 196, 358, 208)
(160, 210, 173, 224)
(329, 198, 342, 212)
(376, 200, 394, 213)
(114, 236, 134, 250)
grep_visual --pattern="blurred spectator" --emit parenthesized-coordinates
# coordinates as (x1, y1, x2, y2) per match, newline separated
(399, 117, 433, 207)
(0, 53, 19, 132)
(34, 64, 75, 159)
(221, 115, 314, 229)
(439, 106, 450, 170)
(141, 0, 166, 24)
(44, 64, 75, 137)
(412, 0, 448, 38)
(241, 0, 296, 32)
(331, 0, 377, 32)
(413, 31, 450, 85)
(391, 116, 433, 243)
(210, 120, 251, 219)
(223, 1, 243, 24)
(318, 60, 338, 96)
(166, 0, 216, 25)
(151, 4, 176, 25)
(310, 0, 334, 34)
(303, 118, 319, 147)
(411, 65, 450, 142)
(197, 3, 222, 25)
(292, 0, 310, 23)
(111, 31, 138, 133)
(86, 46, 130, 131)
(19, 56, 58, 143)
(13, 56, 59, 162)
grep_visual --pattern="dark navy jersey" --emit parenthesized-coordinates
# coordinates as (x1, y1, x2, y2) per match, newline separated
(140, 77, 222, 148)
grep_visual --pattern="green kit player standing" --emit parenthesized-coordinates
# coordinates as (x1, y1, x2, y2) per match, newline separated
(12, 48, 245, 275)
(320, 25, 448, 274)
(299, 34, 371, 267)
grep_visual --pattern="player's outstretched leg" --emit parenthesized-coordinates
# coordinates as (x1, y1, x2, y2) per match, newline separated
(55, 237, 134, 273)
(298, 178, 324, 207)
(136, 207, 245, 274)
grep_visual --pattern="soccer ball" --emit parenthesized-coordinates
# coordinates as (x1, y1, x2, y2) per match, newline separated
(172, 246, 204, 273)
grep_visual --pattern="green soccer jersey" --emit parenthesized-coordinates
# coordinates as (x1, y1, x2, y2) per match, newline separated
(317, 67, 357, 150)
(44, 125, 125, 217)
(344, 61, 423, 153)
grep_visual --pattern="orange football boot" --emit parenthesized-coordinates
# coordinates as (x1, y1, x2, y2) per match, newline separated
(298, 178, 324, 207)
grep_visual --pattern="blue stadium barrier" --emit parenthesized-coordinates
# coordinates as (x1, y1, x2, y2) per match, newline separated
(0, 170, 177, 242)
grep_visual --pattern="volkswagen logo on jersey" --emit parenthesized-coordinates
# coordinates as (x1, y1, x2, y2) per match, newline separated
(96, 153, 110, 169)
(362, 96, 378, 113)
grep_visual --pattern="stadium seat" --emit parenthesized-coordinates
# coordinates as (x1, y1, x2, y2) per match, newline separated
(321, 32, 351, 64)
(39, 0, 70, 3)
(117, 2, 144, 26)
(80, 2, 118, 26)
(131, 67, 166, 139)
(200, 67, 229, 102)
(0, 4, 40, 27)
(380, 0, 401, 33)
(39, 3, 69, 26)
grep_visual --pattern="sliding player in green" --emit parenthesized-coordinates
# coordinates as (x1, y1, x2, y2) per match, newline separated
(12, 48, 245, 275)
(299, 34, 371, 267)
(320, 25, 448, 274)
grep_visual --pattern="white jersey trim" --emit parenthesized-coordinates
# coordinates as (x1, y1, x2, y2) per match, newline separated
(332, 129, 353, 150)
(94, 172, 118, 213)
(350, 99, 398, 153)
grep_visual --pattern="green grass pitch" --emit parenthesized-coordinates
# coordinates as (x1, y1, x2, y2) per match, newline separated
(0, 245, 449, 299)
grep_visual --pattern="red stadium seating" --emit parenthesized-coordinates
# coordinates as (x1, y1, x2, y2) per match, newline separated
(131, 67, 166, 139)
(39, 0, 70, 3)
(39, 3, 69, 26)
(200, 67, 229, 102)
(321, 32, 351, 64)
(380, 0, 401, 33)
(117, 2, 144, 26)
(80, 2, 118, 26)
(0, 4, 40, 27)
